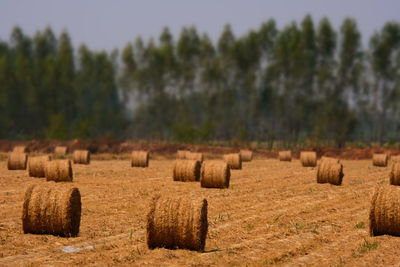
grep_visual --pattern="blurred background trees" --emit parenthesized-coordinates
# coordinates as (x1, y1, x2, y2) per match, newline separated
(0, 16, 399, 147)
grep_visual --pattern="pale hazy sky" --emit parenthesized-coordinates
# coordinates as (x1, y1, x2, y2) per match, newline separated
(0, 0, 399, 50)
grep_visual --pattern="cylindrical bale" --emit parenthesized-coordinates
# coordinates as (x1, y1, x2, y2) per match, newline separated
(390, 162, 400, 186)
(173, 160, 201, 182)
(7, 152, 28, 170)
(391, 155, 400, 162)
(370, 185, 400, 236)
(54, 146, 68, 155)
(147, 195, 208, 251)
(186, 152, 204, 163)
(22, 183, 81, 237)
(240, 150, 253, 162)
(177, 150, 190, 159)
(316, 161, 344, 185)
(200, 161, 230, 188)
(28, 155, 51, 177)
(131, 151, 149, 167)
(223, 153, 242, 170)
(373, 153, 388, 167)
(73, 150, 90, 165)
(300, 151, 317, 167)
(45, 160, 73, 182)
(279, 151, 292, 162)
(13, 146, 27, 153)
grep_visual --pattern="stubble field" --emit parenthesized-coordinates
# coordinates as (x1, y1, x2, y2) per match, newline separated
(0, 155, 399, 266)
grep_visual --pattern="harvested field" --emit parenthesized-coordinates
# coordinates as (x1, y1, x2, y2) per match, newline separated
(0, 156, 399, 266)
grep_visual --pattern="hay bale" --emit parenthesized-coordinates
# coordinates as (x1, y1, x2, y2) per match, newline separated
(373, 153, 388, 167)
(173, 160, 201, 182)
(22, 183, 81, 237)
(28, 155, 51, 177)
(45, 160, 73, 182)
(240, 150, 253, 162)
(200, 161, 230, 188)
(13, 146, 27, 153)
(177, 150, 190, 159)
(7, 152, 28, 170)
(390, 161, 400, 185)
(131, 151, 149, 167)
(147, 195, 208, 251)
(279, 151, 292, 162)
(186, 152, 204, 163)
(391, 155, 400, 162)
(300, 151, 317, 167)
(73, 150, 90, 165)
(54, 146, 68, 155)
(316, 161, 344, 185)
(370, 185, 400, 236)
(223, 153, 242, 170)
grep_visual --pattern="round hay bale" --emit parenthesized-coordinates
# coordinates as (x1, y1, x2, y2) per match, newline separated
(300, 151, 317, 167)
(131, 151, 149, 167)
(240, 150, 253, 162)
(147, 195, 208, 251)
(28, 155, 51, 177)
(223, 153, 242, 170)
(390, 161, 400, 185)
(391, 155, 400, 162)
(73, 150, 90, 165)
(7, 152, 28, 170)
(186, 152, 204, 163)
(45, 160, 73, 182)
(316, 161, 344, 185)
(177, 150, 190, 159)
(173, 160, 201, 182)
(200, 161, 230, 188)
(370, 185, 400, 236)
(279, 151, 292, 162)
(13, 146, 27, 153)
(373, 153, 388, 167)
(54, 146, 68, 155)
(22, 183, 81, 237)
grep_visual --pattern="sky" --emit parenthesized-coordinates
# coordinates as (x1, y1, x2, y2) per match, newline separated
(0, 0, 399, 51)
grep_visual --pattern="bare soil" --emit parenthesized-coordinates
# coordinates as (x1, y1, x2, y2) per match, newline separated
(0, 156, 399, 266)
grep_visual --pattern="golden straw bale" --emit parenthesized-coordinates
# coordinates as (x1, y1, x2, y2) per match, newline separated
(8, 152, 28, 170)
(370, 185, 400, 236)
(147, 195, 208, 251)
(316, 161, 344, 185)
(22, 183, 81, 237)
(177, 150, 190, 159)
(13, 146, 27, 153)
(173, 160, 201, 182)
(391, 155, 400, 162)
(223, 153, 242, 170)
(200, 161, 230, 188)
(45, 160, 73, 182)
(390, 162, 400, 185)
(28, 155, 51, 177)
(73, 150, 90, 165)
(131, 151, 149, 167)
(373, 153, 388, 167)
(240, 150, 253, 162)
(54, 146, 68, 155)
(186, 152, 204, 163)
(300, 151, 317, 167)
(279, 151, 292, 161)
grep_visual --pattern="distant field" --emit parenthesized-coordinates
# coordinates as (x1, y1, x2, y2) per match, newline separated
(0, 158, 398, 266)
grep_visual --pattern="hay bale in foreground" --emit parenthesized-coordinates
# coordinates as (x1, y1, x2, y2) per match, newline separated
(370, 185, 400, 236)
(173, 160, 201, 182)
(200, 161, 230, 188)
(45, 160, 73, 182)
(13, 146, 27, 153)
(147, 195, 208, 251)
(131, 151, 149, 167)
(223, 153, 242, 170)
(240, 150, 253, 162)
(279, 151, 292, 162)
(316, 161, 344, 185)
(177, 150, 190, 159)
(373, 153, 388, 167)
(300, 151, 317, 167)
(28, 155, 51, 177)
(8, 152, 28, 170)
(390, 161, 400, 185)
(22, 183, 81, 237)
(73, 150, 90, 165)
(54, 146, 68, 155)
(186, 152, 204, 163)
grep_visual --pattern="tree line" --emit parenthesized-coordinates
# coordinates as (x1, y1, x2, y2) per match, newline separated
(0, 15, 399, 147)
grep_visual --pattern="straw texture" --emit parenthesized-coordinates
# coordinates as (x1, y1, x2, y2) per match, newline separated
(300, 151, 317, 167)
(45, 160, 73, 182)
(279, 151, 292, 162)
(200, 161, 230, 188)
(7, 152, 28, 170)
(73, 150, 90, 164)
(173, 160, 201, 182)
(131, 151, 149, 167)
(223, 153, 242, 170)
(28, 155, 51, 177)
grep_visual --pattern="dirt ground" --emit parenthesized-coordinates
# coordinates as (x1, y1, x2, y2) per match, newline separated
(1, 155, 399, 266)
